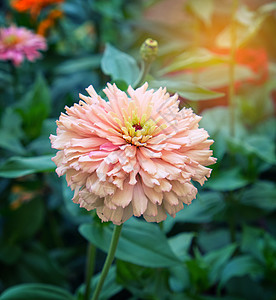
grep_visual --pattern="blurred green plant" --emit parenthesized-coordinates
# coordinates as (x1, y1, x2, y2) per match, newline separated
(0, 0, 276, 299)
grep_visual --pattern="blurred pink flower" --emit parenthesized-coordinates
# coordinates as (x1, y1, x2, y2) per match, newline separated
(50, 83, 216, 225)
(0, 25, 47, 66)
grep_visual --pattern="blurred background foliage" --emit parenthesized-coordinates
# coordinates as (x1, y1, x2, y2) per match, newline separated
(0, 0, 276, 299)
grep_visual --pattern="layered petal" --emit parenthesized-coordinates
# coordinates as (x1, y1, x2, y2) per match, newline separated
(51, 82, 216, 225)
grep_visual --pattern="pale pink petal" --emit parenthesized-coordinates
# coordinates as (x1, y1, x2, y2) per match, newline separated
(51, 81, 216, 225)
(132, 183, 148, 216)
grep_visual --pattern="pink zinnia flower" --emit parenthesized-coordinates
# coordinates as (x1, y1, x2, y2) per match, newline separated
(50, 83, 216, 225)
(0, 25, 47, 66)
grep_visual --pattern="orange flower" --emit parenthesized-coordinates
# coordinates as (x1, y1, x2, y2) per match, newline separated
(37, 9, 63, 36)
(11, 0, 64, 18)
(213, 48, 269, 85)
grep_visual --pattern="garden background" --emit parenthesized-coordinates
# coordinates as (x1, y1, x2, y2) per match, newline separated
(0, 0, 276, 299)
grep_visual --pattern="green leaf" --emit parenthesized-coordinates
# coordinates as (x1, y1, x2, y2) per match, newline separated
(204, 167, 250, 191)
(0, 108, 25, 155)
(16, 243, 66, 286)
(227, 135, 276, 164)
(0, 155, 55, 178)
(0, 284, 74, 300)
(164, 192, 225, 232)
(204, 244, 237, 284)
(185, 255, 210, 292)
(91, 265, 122, 300)
(198, 229, 231, 252)
(192, 64, 256, 89)
(241, 226, 276, 268)
(117, 260, 170, 299)
(241, 226, 266, 263)
(14, 75, 51, 140)
(169, 264, 190, 293)
(55, 55, 101, 74)
(168, 233, 195, 260)
(79, 218, 181, 267)
(101, 43, 139, 85)
(4, 198, 45, 242)
(219, 255, 263, 288)
(149, 79, 224, 101)
(158, 48, 228, 75)
(0, 244, 21, 265)
(186, 0, 214, 26)
(240, 181, 276, 211)
(77, 265, 122, 300)
(200, 107, 246, 159)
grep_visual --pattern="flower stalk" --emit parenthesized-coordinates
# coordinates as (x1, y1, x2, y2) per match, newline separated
(229, 0, 238, 137)
(84, 243, 96, 300)
(134, 38, 158, 88)
(91, 224, 123, 300)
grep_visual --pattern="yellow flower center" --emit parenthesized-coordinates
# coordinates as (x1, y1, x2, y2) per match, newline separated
(113, 109, 167, 147)
(3, 35, 21, 47)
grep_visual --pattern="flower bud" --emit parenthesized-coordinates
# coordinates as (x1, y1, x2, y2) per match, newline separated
(140, 38, 158, 63)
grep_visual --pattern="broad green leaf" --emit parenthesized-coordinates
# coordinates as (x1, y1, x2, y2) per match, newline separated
(204, 244, 237, 284)
(168, 233, 195, 260)
(169, 264, 190, 293)
(241, 226, 276, 268)
(219, 255, 263, 288)
(186, 64, 256, 89)
(91, 265, 122, 300)
(227, 135, 276, 164)
(198, 229, 231, 252)
(240, 181, 276, 211)
(79, 218, 181, 267)
(164, 192, 225, 232)
(101, 43, 139, 85)
(0, 155, 55, 178)
(200, 107, 246, 139)
(77, 265, 122, 300)
(54, 55, 101, 74)
(0, 108, 25, 155)
(254, 118, 276, 139)
(204, 167, 250, 191)
(158, 48, 228, 75)
(16, 243, 66, 286)
(186, 0, 214, 26)
(117, 260, 170, 299)
(14, 75, 51, 140)
(241, 226, 266, 263)
(4, 198, 45, 242)
(0, 244, 21, 265)
(0, 284, 74, 300)
(185, 255, 210, 292)
(200, 106, 246, 159)
(52, 71, 98, 101)
(149, 79, 224, 101)
(27, 119, 57, 155)
(0, 68, 12, 87)
(191, 296, 244, 300)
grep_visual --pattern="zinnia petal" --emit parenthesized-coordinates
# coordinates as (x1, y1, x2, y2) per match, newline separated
(51, 83, 216, 224)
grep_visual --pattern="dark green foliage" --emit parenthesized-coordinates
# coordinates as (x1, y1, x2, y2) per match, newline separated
(1, 0, 276, 299)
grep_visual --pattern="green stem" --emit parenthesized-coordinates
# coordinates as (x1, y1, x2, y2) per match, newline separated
(91, 224, 123, 300)
(84, 243, 96, 300)
(229, 0, 238, 137)
(134, 60, 152, 88)
(158, 221, 164, 231)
